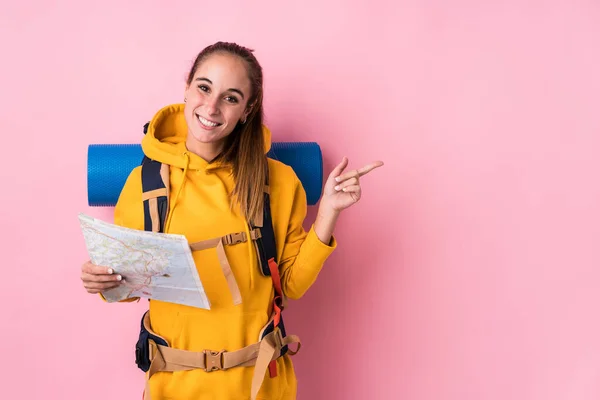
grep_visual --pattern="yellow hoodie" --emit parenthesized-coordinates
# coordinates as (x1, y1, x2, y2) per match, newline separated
(111, 104, 336, 399)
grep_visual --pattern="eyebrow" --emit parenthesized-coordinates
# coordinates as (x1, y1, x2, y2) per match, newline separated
(195, 77, 245, 99)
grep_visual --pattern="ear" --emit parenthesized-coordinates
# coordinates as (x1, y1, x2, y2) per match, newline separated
(243, 103, 254, 119)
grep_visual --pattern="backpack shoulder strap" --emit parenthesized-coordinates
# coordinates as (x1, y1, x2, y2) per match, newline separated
(253, 160, 290, 363)
(141, 156, 170, 233)
(252, 162, 277, 275)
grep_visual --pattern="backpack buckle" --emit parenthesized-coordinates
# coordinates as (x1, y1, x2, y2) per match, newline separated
(204, 349, 225, 372)
(224, 232, 246, 245)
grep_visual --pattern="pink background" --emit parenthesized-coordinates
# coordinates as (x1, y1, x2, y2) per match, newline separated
(1, 1, 599, 399)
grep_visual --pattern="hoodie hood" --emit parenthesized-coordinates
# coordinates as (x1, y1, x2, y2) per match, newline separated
(141, 103, 272, 170)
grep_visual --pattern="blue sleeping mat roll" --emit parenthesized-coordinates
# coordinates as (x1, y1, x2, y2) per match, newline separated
(87, 142, 323, 207)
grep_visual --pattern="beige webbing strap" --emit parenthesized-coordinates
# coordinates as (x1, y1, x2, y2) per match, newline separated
(189, 237, 222, 252)
(143, 169, 170, 234)
(142, 188, 168, 201)
(160, 164, 170, 194)
(250, 334, 277, 399)
(143, 328, 301, 400)
(147, 343, 259, 377)
(148, 198, 160, 233)
(160, 163, 170, 226)
(250, 330, 302, 400)
(216, 239, 242, 305)
(188, 230, 261, 251)
(187, 229, 260, 306)
(144, 340, 166, 400)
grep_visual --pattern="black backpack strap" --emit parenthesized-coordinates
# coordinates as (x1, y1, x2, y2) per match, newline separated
(253, 162, 289, 361)
(141, 156, 170, 233)
(253, 184, 278, 276)
(136, 124, 174, 376)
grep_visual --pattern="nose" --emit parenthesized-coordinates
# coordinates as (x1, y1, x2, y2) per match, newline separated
(205, 95, 220, 116)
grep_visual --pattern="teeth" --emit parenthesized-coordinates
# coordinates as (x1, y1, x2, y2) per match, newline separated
(198, 115, 219, 127)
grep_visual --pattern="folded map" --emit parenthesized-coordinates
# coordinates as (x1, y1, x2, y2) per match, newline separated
(78, 213, 210, 310)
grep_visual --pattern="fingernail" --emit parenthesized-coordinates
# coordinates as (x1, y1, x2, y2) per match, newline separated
(116, 275, 122, 281)
(335, 177, 341, 182)
(108, 268, 113, 274)
(334, 185, 340, 191)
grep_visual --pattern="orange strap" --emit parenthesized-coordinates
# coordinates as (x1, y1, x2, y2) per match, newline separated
(267, 258, 283, 297)
(268, 258, 283, 326)
(267, 257, 284, 378)
(269, 359, 278, 378)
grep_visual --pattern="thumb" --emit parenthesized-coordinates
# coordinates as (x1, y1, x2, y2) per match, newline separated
(329, 156, 348, 180)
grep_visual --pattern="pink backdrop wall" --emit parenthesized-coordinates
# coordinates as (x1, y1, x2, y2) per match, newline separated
(1, 1, 599, 399)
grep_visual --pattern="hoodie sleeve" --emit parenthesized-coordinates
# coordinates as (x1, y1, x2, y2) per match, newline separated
(98, 166, 144, 303)
(278, 175, 337, 300)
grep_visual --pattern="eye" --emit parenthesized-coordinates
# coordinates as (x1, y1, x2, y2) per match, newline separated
(224, 96, 239, 104)
(198, 84, 209, 92)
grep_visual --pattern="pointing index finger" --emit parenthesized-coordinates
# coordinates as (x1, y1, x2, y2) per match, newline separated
(335, 160, 384, 182)
(357, 161, 384, 177)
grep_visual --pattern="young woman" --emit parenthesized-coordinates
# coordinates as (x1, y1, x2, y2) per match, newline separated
(80, 41, 382, 400)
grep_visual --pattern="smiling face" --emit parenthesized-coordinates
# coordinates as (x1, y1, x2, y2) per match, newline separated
(183, 52, 253, 158)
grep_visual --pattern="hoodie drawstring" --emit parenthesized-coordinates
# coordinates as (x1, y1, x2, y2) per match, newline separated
(164, 152, 190, 233)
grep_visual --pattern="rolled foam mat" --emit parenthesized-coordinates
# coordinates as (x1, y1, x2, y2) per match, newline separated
(87, 142, 323, 207)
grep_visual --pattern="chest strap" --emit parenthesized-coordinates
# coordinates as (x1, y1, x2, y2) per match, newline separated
(187, 228, 262, 306)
